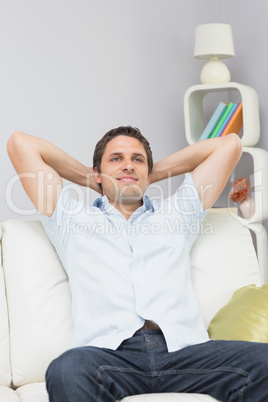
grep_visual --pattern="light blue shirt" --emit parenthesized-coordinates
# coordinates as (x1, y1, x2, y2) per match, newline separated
(40, 174, 210, 352)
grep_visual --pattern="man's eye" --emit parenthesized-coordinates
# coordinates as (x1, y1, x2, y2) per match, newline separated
(111, 157, 120, 161)
(134, 158, 143, 162)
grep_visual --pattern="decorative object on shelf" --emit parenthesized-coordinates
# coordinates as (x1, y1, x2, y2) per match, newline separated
(194, 23, 235, 84)
(229, 177, 255, 219)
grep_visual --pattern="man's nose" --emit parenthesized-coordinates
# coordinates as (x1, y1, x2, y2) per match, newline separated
(122, 159, 134, 171)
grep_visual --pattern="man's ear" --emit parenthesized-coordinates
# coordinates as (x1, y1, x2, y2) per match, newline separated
(93, 167, 101, 184)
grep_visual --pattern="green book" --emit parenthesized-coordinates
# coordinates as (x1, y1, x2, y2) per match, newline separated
(209, 102, 234, 138)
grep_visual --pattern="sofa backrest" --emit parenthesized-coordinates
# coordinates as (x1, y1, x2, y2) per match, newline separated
(0, 225, 12, 387)
(190, 210, 262, 326)
(0, 211, 263, 388)
(1, 220, 73, 388)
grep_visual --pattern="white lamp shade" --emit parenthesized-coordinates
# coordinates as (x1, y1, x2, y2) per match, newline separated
(194, 23, 235, 59)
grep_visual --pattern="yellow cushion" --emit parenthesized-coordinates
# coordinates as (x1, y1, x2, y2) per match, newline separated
(208, 283, 268, 342)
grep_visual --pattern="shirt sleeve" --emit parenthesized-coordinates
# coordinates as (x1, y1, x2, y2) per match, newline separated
(174, 173, 209, 249)
(39, 186, 78, 267)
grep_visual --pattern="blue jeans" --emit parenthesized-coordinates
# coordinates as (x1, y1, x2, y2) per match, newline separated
(46, 329, 268, 402)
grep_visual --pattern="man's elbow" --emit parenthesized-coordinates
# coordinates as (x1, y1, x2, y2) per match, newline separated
(226, 133, 243, 161)
(7, 131, 28, 157)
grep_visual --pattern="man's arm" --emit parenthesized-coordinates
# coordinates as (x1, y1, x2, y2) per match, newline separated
(149, 134, 242, 210)
(7, 131, 101, 217)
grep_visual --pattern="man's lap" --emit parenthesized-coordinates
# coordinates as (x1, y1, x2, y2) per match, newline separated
(47, 329, 268, 401)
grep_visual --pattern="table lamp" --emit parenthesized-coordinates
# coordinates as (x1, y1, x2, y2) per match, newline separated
(194, 23, 235, 84)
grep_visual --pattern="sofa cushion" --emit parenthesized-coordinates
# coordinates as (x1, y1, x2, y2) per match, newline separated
(2, 220, 73, 387)
(208, 283, 268, 342)
(0, 386, 21, 402)
(190, 211, 261, 327)
(16, 382, 48, 402)
(0, 225, 12, 387)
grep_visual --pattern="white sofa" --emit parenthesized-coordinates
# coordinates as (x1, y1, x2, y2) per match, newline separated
(0, 210, 266, 402)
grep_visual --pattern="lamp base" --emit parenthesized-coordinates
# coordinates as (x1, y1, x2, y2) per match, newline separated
(200, 57, 231, 84)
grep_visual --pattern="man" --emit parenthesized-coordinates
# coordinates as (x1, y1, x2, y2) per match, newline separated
(7, 126, 268, 401)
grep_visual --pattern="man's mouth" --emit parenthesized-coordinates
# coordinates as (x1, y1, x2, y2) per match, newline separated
(116, 176, 138, 183)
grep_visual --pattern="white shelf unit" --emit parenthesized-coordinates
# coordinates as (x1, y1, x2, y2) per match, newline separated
(236, 147, 268, 224)
(183, 82, 268, 281)
(184, 82, 260, 146)
(183, 82, 268, 224)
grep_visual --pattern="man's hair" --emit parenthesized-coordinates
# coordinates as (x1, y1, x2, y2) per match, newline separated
(93, 125, 153, 173)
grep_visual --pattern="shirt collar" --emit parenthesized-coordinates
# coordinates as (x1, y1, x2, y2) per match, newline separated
(93, 194, 153, 216)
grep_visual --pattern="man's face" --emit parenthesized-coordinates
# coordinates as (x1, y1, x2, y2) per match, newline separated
(94, 135, 150, 209)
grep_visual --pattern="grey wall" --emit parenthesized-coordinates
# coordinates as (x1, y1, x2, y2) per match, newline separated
(1, 0, 268, 232)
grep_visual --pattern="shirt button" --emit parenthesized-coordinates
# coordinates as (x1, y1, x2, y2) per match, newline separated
(137, 257, 141, 263)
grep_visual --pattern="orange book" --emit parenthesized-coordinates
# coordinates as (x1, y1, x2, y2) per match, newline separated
(221, 103, 243, 136)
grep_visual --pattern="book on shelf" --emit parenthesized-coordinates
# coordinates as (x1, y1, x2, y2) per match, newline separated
(198, 102, 227, 141)
(214, 103, 238, 137)
(199, 101, 243, 141)
(221, 103, 243, 137)
(209, 102, 235, 138)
